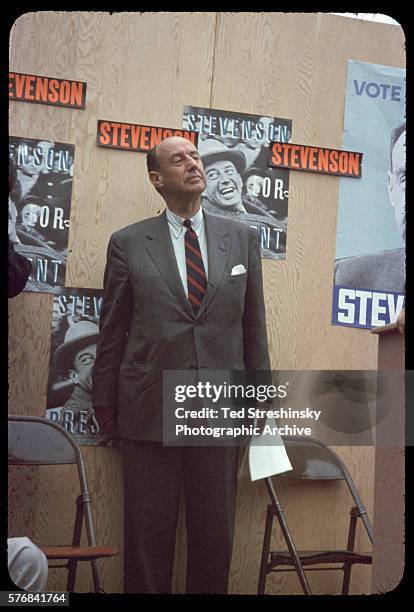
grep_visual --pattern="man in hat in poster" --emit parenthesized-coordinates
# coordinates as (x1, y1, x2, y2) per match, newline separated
(46, 320, 102, 441)
(200, 139, 286, 258)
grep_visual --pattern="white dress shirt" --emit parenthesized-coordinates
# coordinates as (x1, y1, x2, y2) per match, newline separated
(166, 207, 208, 297)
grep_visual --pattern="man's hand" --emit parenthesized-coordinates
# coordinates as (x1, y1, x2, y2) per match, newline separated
(397, 309, 405, 334)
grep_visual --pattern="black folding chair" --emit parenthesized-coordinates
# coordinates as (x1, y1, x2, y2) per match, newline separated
(257, 436, 373, 595)
(8, 415, 119, 593)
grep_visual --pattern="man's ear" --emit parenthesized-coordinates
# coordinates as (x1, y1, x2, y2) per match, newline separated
(387, 170, 395, 209)
(149, 170, 163, 191)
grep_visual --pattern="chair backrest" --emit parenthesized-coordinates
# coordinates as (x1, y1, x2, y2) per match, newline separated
(8, 414, 99, 546)
(270, 435, 373, 542)
(8, 415, 82, 465)
(8, 415, 107, 589)
(8, 415, 91, 501)
(276, 436, 368, 517)
(279, 436, 349, 481)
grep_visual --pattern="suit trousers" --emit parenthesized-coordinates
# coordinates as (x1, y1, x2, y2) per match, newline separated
(122, 440, 239, 594)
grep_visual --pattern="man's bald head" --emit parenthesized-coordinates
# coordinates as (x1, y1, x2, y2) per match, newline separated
(147, 137, 198, 173)
(147, 136, 206, 202)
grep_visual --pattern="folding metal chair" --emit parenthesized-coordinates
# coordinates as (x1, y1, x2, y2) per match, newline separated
(8, 415, 119, 593)
(257, 436, 373, 595)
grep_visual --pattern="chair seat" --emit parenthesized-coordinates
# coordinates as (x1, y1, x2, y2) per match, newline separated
(40, 545, 119, 560)
(269, 550, 372, 568)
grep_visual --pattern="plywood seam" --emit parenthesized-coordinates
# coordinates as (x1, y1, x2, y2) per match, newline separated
(209, 12, 219, 109)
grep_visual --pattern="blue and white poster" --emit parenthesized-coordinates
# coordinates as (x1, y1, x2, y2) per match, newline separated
(332, 61, 405, 329)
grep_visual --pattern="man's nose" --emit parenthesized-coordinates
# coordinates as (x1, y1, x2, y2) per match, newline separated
(218, 174, 232, 185)
(187, 157, 199, 171)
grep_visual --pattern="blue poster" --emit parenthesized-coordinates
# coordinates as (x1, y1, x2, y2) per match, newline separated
(332, 61, 405, 329)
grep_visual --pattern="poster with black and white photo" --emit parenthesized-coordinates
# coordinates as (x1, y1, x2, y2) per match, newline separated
(332, 62, 405, 329)
(183, 106, 292, 260)
(44, 287, 111, 445)
(8, 136, 74, 292)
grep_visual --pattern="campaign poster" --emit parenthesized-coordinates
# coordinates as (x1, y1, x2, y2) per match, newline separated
(8, 137, 74, 292)
(183, 106, 292, 260)
(332, 61, 405, 329)
(44, 287, 111, 445)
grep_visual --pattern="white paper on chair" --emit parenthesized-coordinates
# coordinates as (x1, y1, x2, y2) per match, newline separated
(248, 416, 293, 481)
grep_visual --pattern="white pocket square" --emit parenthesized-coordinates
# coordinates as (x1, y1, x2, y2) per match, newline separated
(231, 264, 246, 276)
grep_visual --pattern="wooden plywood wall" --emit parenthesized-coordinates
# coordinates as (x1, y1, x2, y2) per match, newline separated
(8, 11, 405, 595)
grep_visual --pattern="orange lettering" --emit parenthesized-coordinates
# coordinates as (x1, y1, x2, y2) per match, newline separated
(162, 129, 173, 139)
(15, 74, 25, 98)
(318, 149, 329, 172)
(347, 152, 360, 176)
(35, 77, 48, 101)
(120, 124, 130, 148)
(338, 152, 348, 174)
(70, 82, 83, 106)
(131, 125, 141, 148)
(48, 79, 59, 103)
(150, 127, 163, 148)
(110, 123, 121, 146)
(59, 81, 70, 105)
(308, 147, 318, 171)
(300, 146, 310, 169)
(271, 142, 282, 166)
(99, 121, 112, 145)
(283, 144, 290, 166)
(138, 126, 149, 150)
(24, 75, 35, 100)
(329, 150, 339, 173)
(183, 131, 196, 144)
(290, 145, 300, 168)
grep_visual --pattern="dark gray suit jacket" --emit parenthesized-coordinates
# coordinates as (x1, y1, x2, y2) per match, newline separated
(92, 210, 271, 441)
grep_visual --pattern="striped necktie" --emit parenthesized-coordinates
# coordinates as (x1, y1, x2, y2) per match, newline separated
(183, 218, 207, 312)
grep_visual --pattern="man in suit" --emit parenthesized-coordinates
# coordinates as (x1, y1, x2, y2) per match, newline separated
(335, 122, 405, 294)
(92, 136, 271, 594)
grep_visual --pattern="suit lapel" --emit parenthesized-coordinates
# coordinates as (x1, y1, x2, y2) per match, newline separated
(197, 212, 231, 319)
(144, 210, 231, 319)
(144, 211, 193, 316)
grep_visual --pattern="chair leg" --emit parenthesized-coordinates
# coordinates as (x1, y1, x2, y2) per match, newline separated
(80, 494, 102, 592)
(265, 478, 312, 595)
(90, 558, 102, 593)
(67, 557, 102, 592)
(342, 563, 353, 596)
(67, 559, 78, 592)
(258, 505, 274, 595)
(342, 507, 358, 595)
